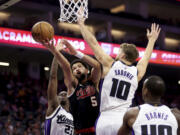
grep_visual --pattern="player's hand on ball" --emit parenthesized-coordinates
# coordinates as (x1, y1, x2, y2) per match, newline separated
(42, 39, 56, 52)
(147, 23, 161, 42)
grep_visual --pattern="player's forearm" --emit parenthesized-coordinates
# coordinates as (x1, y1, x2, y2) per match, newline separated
(53, 49, 75, 87)
(49, 57, 58, 79)
(53, 49, 71, 71)
(137, 39, 155, 73)
(79, 23, 98, 48)
(143, 39, 156, 61)
(79, 23, 104, 62)
(82, 55, 100, 69)
(47, 57, 58, 102)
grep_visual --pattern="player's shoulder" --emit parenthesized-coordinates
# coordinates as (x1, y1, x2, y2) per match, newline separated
(126, 107, 140, 118)
(171, 108, 180, 113)
(124, 107, 140, 128)
(171, 108, 180, 119)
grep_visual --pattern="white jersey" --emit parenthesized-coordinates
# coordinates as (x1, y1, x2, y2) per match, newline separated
(133, 104, 178, 135)
(45, 105, 74, 135)
(99, 61, 138, 112)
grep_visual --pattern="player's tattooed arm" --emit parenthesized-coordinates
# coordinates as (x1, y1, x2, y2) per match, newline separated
(46, 57, 59, 116)
(136, 23, 161, 82)
(61, 39, 101, 90)
(42, 40, 78, 97)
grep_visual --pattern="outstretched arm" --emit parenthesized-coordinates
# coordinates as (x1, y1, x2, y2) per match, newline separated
(42, 40, 78, 97)
(136, 23, 161, 82)
(46, 57, 59, 116)
(62, 39, 101, 88)
(77, 16, 114, 76)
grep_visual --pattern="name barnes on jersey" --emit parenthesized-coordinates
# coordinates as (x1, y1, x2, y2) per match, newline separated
(145, 112, 169, 121)
(57, 114, 74, 126)
(115, 69, 134, 80)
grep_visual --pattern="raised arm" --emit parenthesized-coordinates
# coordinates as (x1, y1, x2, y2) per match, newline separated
(42, 40, 78, 97)
(136, 23, 161, 82)
(61, 39, 101, 88)
(77, 15, 114, 74)
(46, 57, 59, 116)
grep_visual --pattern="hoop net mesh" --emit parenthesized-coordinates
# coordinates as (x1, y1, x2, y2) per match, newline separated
(58, 0, 88, 23)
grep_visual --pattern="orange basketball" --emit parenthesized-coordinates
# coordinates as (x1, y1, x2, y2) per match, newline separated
(31, 21, 54, 43)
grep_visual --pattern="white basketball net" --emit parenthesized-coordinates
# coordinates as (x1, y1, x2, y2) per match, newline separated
(58, 0, 88, 23)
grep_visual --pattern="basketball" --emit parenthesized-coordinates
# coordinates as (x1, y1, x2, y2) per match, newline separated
(31, 21, 54, 43)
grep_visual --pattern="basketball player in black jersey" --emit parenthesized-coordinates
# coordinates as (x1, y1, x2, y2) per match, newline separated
(42, 39, 101, 135)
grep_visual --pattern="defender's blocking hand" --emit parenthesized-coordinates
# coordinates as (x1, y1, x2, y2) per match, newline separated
(147, 23, 161, 42)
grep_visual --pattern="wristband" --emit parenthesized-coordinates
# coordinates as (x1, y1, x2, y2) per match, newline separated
(75, 51, 84, 59)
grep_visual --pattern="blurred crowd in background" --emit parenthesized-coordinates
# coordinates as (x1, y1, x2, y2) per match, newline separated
(0, 0, 180, 134)
(0, 72, 179, 135)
